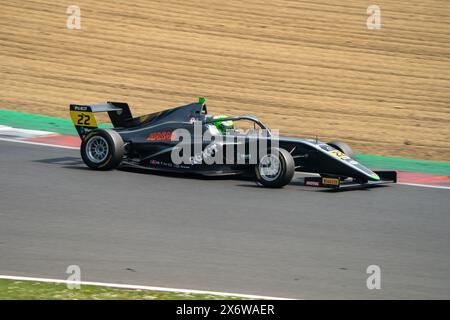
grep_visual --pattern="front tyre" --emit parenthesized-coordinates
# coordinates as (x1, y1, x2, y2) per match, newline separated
(255, 148, 295, 188)
(81, 129, 124, 170)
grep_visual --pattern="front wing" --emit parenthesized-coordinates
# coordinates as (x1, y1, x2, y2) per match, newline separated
(304, 171, 397, 190)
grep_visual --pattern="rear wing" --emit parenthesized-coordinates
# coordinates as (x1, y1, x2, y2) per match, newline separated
(69, 102, 133, 139)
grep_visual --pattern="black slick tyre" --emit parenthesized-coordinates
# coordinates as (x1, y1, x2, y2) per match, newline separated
(255, 148, 295, 188)
(80, 129, 124, 170)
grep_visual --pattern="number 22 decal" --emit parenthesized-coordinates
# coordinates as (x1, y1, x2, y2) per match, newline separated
(77, 114, 91, 125)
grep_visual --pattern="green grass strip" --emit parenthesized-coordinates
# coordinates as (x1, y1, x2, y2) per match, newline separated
(355, 153, 450, 176)
(0, 279, 245, 300)
(0, 109, 110, 136)
(1, 109, 449, 176)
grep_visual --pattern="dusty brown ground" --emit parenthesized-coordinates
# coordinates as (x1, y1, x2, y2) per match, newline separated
(1, 0, 449, 160)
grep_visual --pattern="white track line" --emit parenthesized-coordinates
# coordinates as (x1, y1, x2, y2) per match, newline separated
(0, 275, 291, 300)
(398, 182, 450, 190)
(1, 137, 449, 190)
(0, 125, 53, 136)
(0, 137, 79, 150)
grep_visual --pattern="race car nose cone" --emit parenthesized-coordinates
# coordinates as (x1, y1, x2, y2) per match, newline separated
(370, 173, 381, 181)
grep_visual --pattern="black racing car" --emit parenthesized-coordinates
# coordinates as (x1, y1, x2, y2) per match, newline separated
(69, 98, 396, 189)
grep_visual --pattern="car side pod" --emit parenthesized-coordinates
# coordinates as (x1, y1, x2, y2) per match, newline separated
(304, 171, 397, 191)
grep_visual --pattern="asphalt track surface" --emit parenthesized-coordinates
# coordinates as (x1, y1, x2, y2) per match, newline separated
(1, 141, 449, 299)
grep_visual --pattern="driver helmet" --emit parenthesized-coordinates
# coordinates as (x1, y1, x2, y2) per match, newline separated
(213, 115, 234, 134)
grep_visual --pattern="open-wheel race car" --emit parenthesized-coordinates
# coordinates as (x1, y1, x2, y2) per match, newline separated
(69, 98, 396, 189)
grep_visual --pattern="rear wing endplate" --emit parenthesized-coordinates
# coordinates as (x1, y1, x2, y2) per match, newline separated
(69, 102, 133, 139)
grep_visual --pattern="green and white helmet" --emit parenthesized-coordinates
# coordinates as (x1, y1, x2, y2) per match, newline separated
(213, 115, 234, 133)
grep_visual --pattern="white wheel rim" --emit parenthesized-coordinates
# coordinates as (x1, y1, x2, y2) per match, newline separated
(259, 154, 282, 181)
(86, 136, 109, 163)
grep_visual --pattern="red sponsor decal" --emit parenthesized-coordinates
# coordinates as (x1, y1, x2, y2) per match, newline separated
(147, 131, 175, 141)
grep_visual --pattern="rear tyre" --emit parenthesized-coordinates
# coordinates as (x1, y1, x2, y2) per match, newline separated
(81, 129, 124, 170)
(255, 148, 295, 188)
(327, 140, 355, 159)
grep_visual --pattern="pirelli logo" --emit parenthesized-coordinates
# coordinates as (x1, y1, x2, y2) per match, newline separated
(322, 177, 340, 186)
